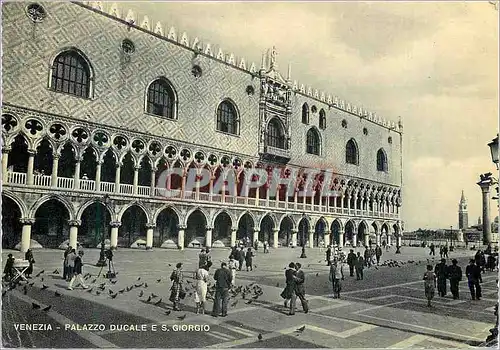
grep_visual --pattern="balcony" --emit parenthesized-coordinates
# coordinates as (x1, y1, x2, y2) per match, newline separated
(3, 171, 398, 221)
(260, 145, 291, 163)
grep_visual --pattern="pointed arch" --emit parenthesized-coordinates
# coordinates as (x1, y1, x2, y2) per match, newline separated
(216, 98, 240, 135)
(306, 127, 321, 155)
(278, 213, 297, 229)
(184, 206, 210, 227)
(301, 103, 310, 124)
(266, 117, 286, 149)
(258, 212, 278, 229)
(29, 194, 75, 220)
(377, 148, 388, 172)
(117, 201, 150, 223)
(2, 190, 28, 218)
(346, 138, 359, 165)
(145, 77, 178, 119)
(237, 210, 257, 227)
(76, 198, 115, 221)
(212, 209, 236, 229)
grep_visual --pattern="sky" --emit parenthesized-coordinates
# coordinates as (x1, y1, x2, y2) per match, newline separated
(118, 1, 498, 231)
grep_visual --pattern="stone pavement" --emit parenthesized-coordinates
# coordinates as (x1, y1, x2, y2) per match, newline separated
(2, 246, 497, 348)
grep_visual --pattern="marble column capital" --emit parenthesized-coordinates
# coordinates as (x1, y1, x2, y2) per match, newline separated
(177, 224, 187, 230)
(20, 217, 36, 225)
(68, 219, 82, 227)
(109, 221, 122, 228)
(145, 223, 156, 229)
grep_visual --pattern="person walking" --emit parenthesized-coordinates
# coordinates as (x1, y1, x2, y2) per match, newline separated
(228, 257, 238, 286)
(238, 247, 245, 271)
(294, 263, 309, 313)
(62, 246, 72, 280)
(68, 250, 89, 290)
(245, 248, 254, 271)
(443, 245, 449, 259)
(364, 248, 371, 268)
(76, 243, 85, 257)
(212, 262, 232, 317)
(326, 246, 332, 266)
(329, 257, 344, 298)
(423, 264, 436, 307)
(375, 245, 382, 265)
(263, 241, 269, 253)
(448, 259, 462, 299)
(434, 258, 448, 297)
(466, 259, 482, 300)
(65, 248, 77, 282)
(281, 262, 298, 315)
(169, 263, 184, 311)
(24, 249, 35, 278)
(355, 252, 365, 280)
(487, 254, 496, 272)
(194, 264, 210, 314)
(480, 251, 486, 273)
(429, 243, 435, 256)
(3, 254, 15, 281)
(347, 249, 356, 277)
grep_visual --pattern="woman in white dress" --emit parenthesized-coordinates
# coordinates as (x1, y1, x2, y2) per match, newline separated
(194, 264, 210, 314)
(228, 257, 238, 285)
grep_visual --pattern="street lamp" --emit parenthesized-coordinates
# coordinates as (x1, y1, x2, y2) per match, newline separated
(488, 135, 499, 170)
(449, 225, 454, 251)
(300, 213, 307, 258)
(96, 194, 110, 267)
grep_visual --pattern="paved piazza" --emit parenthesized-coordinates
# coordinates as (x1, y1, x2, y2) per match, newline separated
(2, 247, 497, 348)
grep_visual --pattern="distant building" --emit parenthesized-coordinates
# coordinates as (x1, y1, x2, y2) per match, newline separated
(458, 190, 468, 230)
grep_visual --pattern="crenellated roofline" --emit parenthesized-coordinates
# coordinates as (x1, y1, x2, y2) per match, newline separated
(74, 1, 403, 134)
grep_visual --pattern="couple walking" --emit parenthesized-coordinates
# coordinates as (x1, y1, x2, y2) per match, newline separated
(280, 262, 308, 315)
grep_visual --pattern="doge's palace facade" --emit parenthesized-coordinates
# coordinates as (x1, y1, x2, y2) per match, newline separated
(2, 2, 404, 252)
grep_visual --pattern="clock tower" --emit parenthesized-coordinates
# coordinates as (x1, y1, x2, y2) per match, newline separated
(458, 190, 468, 230)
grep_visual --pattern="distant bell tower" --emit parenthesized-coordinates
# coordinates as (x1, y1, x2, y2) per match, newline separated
(458, 190, 468, 229)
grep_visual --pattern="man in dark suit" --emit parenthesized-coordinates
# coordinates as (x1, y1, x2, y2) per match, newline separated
(434, 258, 448, 297)
(347, 249, 356, 277)
(466, 259, 482, 300)
(212, 262, 232, 317)
(448, 259, 462, 299)
(281, 262, 297, 315)
(326, 246, 332, 266)
(294, 263, 309, 313)
(355, 252, 365, 280)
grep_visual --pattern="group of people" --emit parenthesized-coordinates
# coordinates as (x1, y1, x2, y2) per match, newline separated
(280, 262, 308, 315)
(424, 256, 496, 307)
(3, 249, 36, 282)
(62, 244, 88, 290)
(228, 246, 255, 272)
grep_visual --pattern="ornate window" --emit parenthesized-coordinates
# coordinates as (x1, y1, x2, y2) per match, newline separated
(346, 139, 359, 165)
(216, 100, 239, 135)
(50, 50, 91, 98)
(306, 128, 320, 155)
(319, 109, 326, 130)
(146, 78, 176, 119)
(302, 103, 309, 124)
(266, 118, 286, 149)
(377, 148, 388, 171)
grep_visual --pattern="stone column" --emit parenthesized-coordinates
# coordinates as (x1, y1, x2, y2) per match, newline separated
(364, 232, 370, 247)
(387, 234, 392, 246)
(110, 221, 121, 250)
(293, 191, 298, 210)
(177, 225, 186, 250)
(145, 223, 155, 250)
(27, 150, 36, 186)
(291, 229, 298, 248)
(68, 219, 81, 249)
(150, 168, 157, 197)
(209, 178, 214, 200)
(95, 160, 102, 192)
(252, 228, 259, 245)
(19, 218, 35, 252)
(338, 230, 344, 248)
(352, 230, 357, 247)
(324, 232, 330, 247)
(396, 235, 402, 248)
(230, 228, 237, 247)
(308, 230, 314, 248)
(273, 228, 279, 248)
(2, 148, 10, 184)
(205, 227, 213, 248)
(51, 155, 59, 187)
(72, 156, 81, 189)
(133, 166, 139, 195)
(114, 163, 121, 193)
(181, 172, 186, 198)
(478, 181, 492, 244)
(376, 234, 381, 246)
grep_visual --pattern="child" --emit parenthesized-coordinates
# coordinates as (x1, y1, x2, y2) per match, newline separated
(423, 264, 436, 307)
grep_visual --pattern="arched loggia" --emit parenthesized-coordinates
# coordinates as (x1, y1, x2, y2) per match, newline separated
(80, 202, 112, 247)
(33, 199, 70, 248)
(118, 205, 148, 247)
(297, 217, 309, 247)
(331, 220, 341, 246)
(8, 134, 29, 173)
(186, 209, 207, 247)
(155, 207, 179, 247)
(34, 139, 53, 175)
(259, 214, 274, 246)
(2, 195, 23, 249)
(314, 218, 327, 247)
(345, 220, 356, 247)
(237, 213, 254, 246)
(279, 216, 293, 247)
(213, 211, 232, 247)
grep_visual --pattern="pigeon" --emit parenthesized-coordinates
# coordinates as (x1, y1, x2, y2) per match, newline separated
(246, 300, 253, 304)
(32, 302, 41, 309)
(119, 289, 125, 294)
(41, 278, 44, 282)
(147, 296, 152, 302)
(99, 283, 106, 288)
(96, 291, 101, 295)
(315, 273, 319, 277)
(258, 333, 263, 341)
(168, 264, 172, 267)
(23, 286, 28, 295)
(151, 293, 158, 298)
(137, 277, 141, 281)
(156, 279, 162, 283)
(296, 325, 306, 332)
(110, 293, 118, 299)
(144, 283, 148, 288)
(91, 279, 97, 284)
(139, 290, 144, 297)
(42, 305, 52, 311)
(165, 310, 171, 315)
(87, 288, 94, 293)
(41, 284, 48, 290)
(111, 280, 117, 284)
(252, 295, 259, 300)
(231, 300, 238, 307)
(154, 298, 162, 305)
(135, 283, 143, 288)
(254, 265, 257, 269)
(52, 269, 59, 274)
(29, 282, 34, 287)
(109, 289, 114, 295)
(177, 314, 186, 320)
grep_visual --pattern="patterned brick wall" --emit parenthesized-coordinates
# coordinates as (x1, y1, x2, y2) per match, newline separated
(2, 1, 402, 189)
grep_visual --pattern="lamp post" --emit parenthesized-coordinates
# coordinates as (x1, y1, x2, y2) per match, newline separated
(96, 194, 110, 267)
(488, 135, 499, 170)
(300, 213, 307, 258)
(449, 225, 454, 251)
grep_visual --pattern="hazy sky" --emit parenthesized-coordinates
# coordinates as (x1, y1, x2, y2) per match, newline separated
(117, 1, 498, 231)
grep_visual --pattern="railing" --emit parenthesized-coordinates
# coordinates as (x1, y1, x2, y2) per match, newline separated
(79, 179, 95, 191)
(57, 177, 74, 189)
(100, 181, 115, 193)
(120, 184, 133, 194)
(34, 175, 52, 187)
(137, 186, 150, 196)
(7, 172, 26, 185)
(4, 171, 399, 220)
